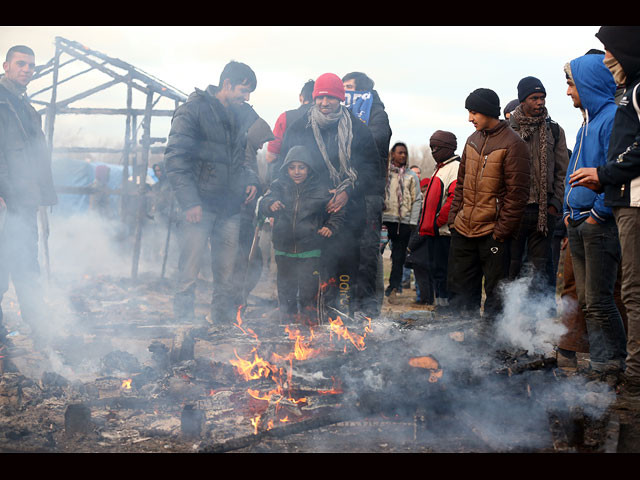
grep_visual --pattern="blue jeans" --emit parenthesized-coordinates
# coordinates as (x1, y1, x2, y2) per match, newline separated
(174, 210, 241, 323)
(567, 217, 627, 371)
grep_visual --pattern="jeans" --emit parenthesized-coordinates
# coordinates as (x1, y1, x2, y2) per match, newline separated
(567, 217, 627, 371)
(174, 210, 241, 323)
(275, 254, 320, 322)
(0, 207, 49, 340)
(614, 207, 640, 378)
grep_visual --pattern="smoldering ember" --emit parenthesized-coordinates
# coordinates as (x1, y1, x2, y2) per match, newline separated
(2, 36, 640, 454)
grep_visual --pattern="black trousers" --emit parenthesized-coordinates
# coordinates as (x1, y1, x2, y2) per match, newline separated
(426, 235, 451, 300)
(447, 230, 510, 320)
(384, 222, 413, 290)
(275, 255, 320, 318)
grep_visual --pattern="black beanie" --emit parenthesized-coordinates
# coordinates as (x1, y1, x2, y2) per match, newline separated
(517, 76, 546, 103)
(596, 26, 640, 81)
(465, 88, 501, 119)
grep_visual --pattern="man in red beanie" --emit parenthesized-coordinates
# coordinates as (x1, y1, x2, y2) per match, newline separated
(279, 73, 381, 320)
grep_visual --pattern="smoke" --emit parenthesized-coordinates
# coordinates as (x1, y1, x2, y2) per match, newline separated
(495, 275, 567, 355)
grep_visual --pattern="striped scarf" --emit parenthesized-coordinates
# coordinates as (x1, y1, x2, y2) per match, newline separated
(308, 104, 357, 194)
(511, 104, 549, 235)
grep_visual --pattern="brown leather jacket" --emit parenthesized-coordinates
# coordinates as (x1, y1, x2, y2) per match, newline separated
(448, 120, 530, 241)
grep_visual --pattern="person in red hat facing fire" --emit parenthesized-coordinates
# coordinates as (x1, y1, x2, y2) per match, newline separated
(278, 73, 381, 320)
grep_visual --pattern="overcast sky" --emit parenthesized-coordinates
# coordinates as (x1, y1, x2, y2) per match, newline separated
(2, 25, 605, 159)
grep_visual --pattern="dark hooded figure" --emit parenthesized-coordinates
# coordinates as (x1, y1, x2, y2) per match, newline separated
(259, 145, 345, 325)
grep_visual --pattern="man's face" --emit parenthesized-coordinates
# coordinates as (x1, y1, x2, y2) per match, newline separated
(315, 95, 341, 115)
(391, 145, 408, 166)
(220, 79, 253, 106)
(343, 79, 357, 91)
(468, 111, 495, 131)
(521, 93, 546, 117)
(566, 79, 581, 109)
(3, 52, 36, 87)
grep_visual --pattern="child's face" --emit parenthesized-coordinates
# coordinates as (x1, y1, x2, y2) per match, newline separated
(287, 161, 309, 184)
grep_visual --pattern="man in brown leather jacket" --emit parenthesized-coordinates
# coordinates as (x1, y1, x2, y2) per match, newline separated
(446, 88, 530, 334)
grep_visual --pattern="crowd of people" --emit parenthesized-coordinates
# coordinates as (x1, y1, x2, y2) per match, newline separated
(1, 26, 640, 409)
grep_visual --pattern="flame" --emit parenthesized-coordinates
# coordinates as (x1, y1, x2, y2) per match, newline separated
(234, 306, 258, 340)
(328, 316, 368, 351)
(318, 376, 343, 395)
(230, 348, 276, 381)
(284, 326, 319, 361)
(121, 379, 132, 390)
(408, 356, 443, 383)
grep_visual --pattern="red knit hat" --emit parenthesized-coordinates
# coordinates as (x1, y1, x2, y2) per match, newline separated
(312, 73, 345, 102)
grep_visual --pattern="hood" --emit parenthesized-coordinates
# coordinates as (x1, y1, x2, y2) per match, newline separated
(596, 26, 640, 83)
(247, 117, 274, 151)
(570, 53, 617, 118)
(280, 145, 321, 177)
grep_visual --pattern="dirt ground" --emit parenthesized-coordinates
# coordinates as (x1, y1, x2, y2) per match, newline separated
(1, 247, 639, 453)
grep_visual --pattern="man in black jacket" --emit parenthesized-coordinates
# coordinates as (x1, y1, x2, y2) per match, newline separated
(569, 26, 640, 402)
(342, 71, 392, 317)
(0, 45, 57, 351)
(279, 73, 381, 319)
(164, 61, 260, 326)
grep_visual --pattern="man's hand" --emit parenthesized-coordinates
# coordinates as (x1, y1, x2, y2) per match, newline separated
(547, 205, 559, 216)
(327, 190, 348, 213)
(270, 200, 285, 212)
(586, 216, 598, 225)
(185, 205, 202, 223)
(569, 167, 602, 192)
(245, 185, 258, 204)
(0, 197, 6, 210)
(318, 226, 333, 238)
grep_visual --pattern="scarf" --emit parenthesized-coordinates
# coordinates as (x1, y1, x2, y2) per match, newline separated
(308, 104, 357, 194)
(511, 104, 549, 235)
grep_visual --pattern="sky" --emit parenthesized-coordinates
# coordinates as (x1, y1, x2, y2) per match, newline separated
(1, 25, 605, 163)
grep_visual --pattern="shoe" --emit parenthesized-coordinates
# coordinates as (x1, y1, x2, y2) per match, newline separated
(387, 288, 399, 304)
(584, 366, 624, 391)
(555, 348, 578, 371)
(617, 373, 640, 398)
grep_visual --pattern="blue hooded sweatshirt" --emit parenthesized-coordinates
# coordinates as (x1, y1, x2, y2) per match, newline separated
(563, 53, 618, 223)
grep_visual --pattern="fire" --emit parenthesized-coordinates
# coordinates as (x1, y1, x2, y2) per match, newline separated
(234, 306, 258, 340)
(328, 316, 368, 351)
(228, 306, 371, 435)
(121, 379, 132, 390)
(408, 356, 443, 383)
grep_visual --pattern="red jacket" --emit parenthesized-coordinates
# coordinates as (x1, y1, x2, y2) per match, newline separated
(418, 156, 460, 237)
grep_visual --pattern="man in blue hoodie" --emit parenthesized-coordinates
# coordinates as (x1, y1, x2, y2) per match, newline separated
(562, 52, 627, 384)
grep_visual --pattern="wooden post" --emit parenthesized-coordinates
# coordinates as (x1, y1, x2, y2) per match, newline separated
(131, 89, 154, 280)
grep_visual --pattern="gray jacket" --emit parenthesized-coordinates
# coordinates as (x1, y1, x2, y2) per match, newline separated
(0, 79, 57, 209)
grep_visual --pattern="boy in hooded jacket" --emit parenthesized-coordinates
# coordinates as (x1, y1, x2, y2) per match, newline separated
(259, 145, 345, 325)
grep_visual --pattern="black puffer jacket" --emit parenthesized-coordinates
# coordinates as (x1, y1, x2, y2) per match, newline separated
(0, 82, 57, 209)
(259, 145, 345, 254)
(164, 85, 259, 216)
(367, 90, 393, 197)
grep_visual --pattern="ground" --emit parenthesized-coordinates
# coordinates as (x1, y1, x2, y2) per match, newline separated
(1, 246, 639, 453)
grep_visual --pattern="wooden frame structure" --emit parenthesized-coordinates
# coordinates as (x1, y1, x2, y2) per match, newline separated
(28, 36, 187, 279)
